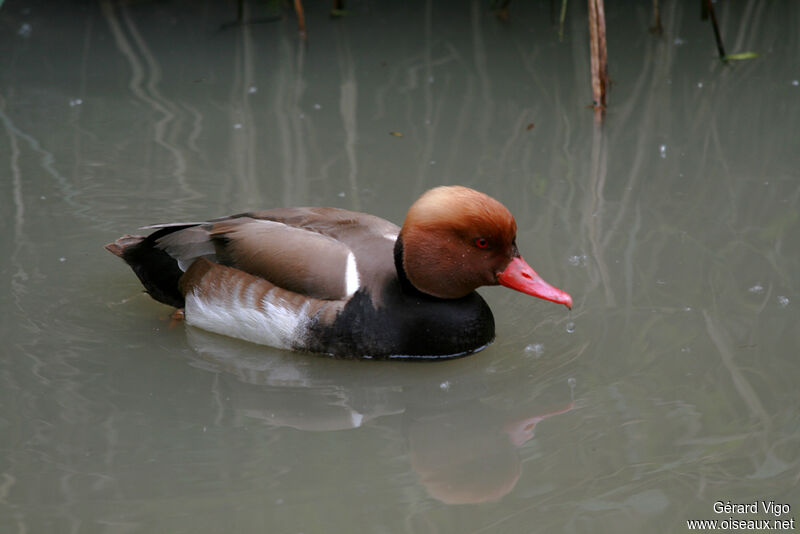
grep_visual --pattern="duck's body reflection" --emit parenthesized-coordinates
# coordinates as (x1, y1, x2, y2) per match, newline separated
(185, 327, 574, 504)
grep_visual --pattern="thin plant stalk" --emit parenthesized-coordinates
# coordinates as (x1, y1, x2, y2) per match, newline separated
(587, 0, 608, 120)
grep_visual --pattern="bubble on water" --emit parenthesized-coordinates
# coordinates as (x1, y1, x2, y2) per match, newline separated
(428, 76, 435, 84)
(697, 82, 704, 88)
(568, 254, 587, 267)
(792, 80, 799, 87)
(748, 284, 764, 294)
(69, 98, 83, 107)
(59, 257, 66, 263)
(524, 343, 544, 357)
(439, 380, 451, 391)
(337, 191, 345, 198)
(681, 346, 691, 353)
(429, 160, 436, 165)
(248, 86, 257, 94)
(566, 322, 576, 334)
(659, 144, 667, 158)
(233, 123, 243, 129)
(18, 23, 32, 37)
(673, 37, 686, 46)
(313, 103, 322, 110)
(777, 296, 789, 308)
(567, 377, 576, 388)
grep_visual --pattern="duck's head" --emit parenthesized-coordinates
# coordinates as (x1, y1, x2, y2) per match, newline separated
(398, 186, 573, 308)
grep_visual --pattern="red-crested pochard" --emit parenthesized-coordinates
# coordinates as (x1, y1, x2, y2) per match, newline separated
(106, 186, 572, 360)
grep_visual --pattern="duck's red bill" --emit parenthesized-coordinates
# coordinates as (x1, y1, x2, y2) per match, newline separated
(497, 256, 573, 309)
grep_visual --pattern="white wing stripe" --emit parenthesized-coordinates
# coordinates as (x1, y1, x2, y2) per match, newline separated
(344, 252, 360, 297)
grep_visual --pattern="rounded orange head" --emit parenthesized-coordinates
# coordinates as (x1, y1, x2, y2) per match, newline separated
(399, 186, 572, 308)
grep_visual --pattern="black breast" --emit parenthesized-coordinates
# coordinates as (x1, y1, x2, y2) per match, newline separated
(305, 279, 496, 360)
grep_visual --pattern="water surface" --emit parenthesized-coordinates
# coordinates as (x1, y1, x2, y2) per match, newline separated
(1, 0, 799, 532)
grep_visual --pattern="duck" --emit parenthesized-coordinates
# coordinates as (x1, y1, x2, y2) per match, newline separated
(105, 186, 572, 360)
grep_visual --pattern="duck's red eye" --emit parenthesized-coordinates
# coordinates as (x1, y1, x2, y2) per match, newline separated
(474, 237, 489, 249)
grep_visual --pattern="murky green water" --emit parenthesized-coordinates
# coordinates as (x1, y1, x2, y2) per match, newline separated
(2, 0, 799, 532)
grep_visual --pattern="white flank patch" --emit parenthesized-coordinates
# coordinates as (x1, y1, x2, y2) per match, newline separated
(184, 281, 310, 350)
(344, 251, 360, 297)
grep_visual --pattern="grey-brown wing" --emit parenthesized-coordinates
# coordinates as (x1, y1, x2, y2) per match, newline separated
(153, 207, 399, 301)
(209, 217, 358, 300)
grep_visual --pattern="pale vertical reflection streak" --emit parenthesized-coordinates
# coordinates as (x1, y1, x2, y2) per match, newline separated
(497, 108, 534, 178)
(517, 37, 575, 221)
(70, 13, 93, 188)
(2, 96, 30, 342)
(182, 102, 204, 155)
(336, 26, 360, 210)
(623, 203, 642, 323)
(0, 473, 23, 534)
(121, 5, 186, 179)
(120, 4, 194, 197)
(601, 2, 681, 307)
(470, 0, 493, 174)
(703, 311, 773, 456)
(585, 3, 681, 307)
(370, 54, 396, 121)
(227, 1, 259, 201)
(510, 40, 538, 184)
(727, 0, 766, 55)
(585, 122, 615, 306)
(290, 42, 309, 203)
(7, 106, 24, 243)
(443, 65, 475, 184)
(101, 1, 199, 204)
(1, 103, 53, 431)
(273, 30, 309, 207)
(273, 34, 294, 206)
(594, 32, 658, 298)
(0, 98, 49, 385)
(0, 106, 87, 219)
(404, 37, 458, 191)
(414, 0, 444, 193)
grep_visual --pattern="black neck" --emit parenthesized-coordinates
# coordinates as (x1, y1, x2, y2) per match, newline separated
(394, 234, 432, 298)
(395, 234, 474, 303)
(393, 235, 413, 292)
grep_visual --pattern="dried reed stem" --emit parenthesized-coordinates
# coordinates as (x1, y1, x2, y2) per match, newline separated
(587, 0, 608, 120)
